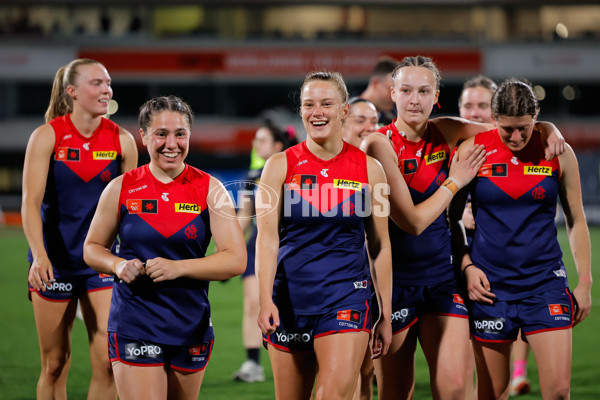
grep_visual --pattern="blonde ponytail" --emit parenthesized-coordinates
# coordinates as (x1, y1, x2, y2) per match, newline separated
(44, 58, 102, 123)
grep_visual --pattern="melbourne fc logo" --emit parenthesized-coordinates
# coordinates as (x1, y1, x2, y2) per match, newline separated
(342, 199, 356, 216)
(436, 171, 447, 186)
(100, 169, 111, 183)
(185, 224, 198, 240)
(532, 185, 546, 200)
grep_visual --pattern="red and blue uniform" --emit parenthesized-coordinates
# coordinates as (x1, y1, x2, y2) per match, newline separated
(265, 142, 372, 350)
(377, 121, 468, 333)
(470, 129, 567, 300)
(109, 164, 214, 347)
(381, 120, 454, 285)
(469, 129, 572, 341)
(28, 115, 121, 279)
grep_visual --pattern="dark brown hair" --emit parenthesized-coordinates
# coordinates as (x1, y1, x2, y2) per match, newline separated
(138, 95, 194, 133)
(491, 78, 539, 118)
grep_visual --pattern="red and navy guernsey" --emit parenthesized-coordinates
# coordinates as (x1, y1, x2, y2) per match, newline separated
(28, 115, 122, 278)
(469, 129, 567, 301)
(108, 164, 214, 345)
(378, 120, 454, 285)
(275, 142, 372, 315)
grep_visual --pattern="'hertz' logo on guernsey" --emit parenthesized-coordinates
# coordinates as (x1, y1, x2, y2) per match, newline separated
(333, 179, 362, 191)
(175, 203, 201, 214)
(524, 165, 552, 176)
(425, 150, 446, 165)
(93, 151, 117, 160)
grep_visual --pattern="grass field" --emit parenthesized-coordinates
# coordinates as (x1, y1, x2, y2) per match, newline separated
(1, 226, 599, 399)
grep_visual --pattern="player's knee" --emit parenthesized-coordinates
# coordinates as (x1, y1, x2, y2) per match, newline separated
(437, 378, 466, 399)
(548, 380, 570, 400)
(42, 358, 68, 381)
(314, 380, 353, 400)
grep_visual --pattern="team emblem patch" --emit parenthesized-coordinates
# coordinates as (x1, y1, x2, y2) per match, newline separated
(401, 159, 418, 174)
(478, 163, 507, 177)
(55, 147, 80, 161)
(548, 304, 569, 316)
(127, 199, 158, 214)
(291, 174, 317, 190)
(189, 343, 209, 356)
(337, 309, 362, 323)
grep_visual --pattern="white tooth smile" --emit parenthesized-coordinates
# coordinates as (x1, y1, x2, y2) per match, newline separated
(312, 121, 327, 126)
(163, 153, 178, 158)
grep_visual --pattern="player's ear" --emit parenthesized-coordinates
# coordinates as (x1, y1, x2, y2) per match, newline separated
(139, 129, 148, 146)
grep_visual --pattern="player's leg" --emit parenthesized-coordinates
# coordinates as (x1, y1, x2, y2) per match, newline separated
(352, 346, 374, 400)
(32, 293, 77, 400)
(472, 340, 512, 400)
(373, 325, 418, 400)
(112, 362, 167, 400)
(419, 314, 471, 399)
(80, 286, 116, 399)
(509, 336, 531, 395)
(527, 329, 571, 399)
(233, 275, 264, 382)
(313, 331, 370, 400)
(464, 342, 478, 400)
(268, 347, 316, 400)
(167, 368, 206, 400)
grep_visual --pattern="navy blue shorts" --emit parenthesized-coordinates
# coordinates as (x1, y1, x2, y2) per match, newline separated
(242, 251, 256, 279)
(264, 300, 371, 352)
(29, 272, 113, 302)
(470, 288, 574, 343)
(108, 332, 213, 372)
(387, 279, 469, 334)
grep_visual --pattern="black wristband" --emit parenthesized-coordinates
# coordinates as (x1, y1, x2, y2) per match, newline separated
(462, 263, 476, 273)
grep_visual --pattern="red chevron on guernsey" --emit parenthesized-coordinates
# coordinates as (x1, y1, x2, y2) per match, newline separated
(380, 121, 450, 194)
(284, 142, 368, 214)
(474, 130, 560, 200)
(120, 164, 210, 238)
(51, 115, 122, 183)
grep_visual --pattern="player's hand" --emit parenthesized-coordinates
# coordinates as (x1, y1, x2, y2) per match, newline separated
(145, 257, 181, 282)
(464, 265, 495, 304)
(449, 144, 486, 188)
(28, 255, 55, 291)
(257, 300, 280, 335)
(537, 123, 566, 161)
(115, 259, 146, 284)
(572, 284, 592, 326)
(462, 201, 475, 230)
(371, 315, 392, 359)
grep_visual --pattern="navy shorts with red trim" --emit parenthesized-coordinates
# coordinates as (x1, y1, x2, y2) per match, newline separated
(470, 288, 574, 343)
(29, 272, 114, 302)
(108, 332, 213, 372)
(263, 300, 371, 352)
(386, 279, 469, 334)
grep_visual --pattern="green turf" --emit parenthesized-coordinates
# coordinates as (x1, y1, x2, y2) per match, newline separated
(1, 226, 599, 399)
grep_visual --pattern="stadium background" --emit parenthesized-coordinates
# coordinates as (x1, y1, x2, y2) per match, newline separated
(0, 1, 598, 398)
